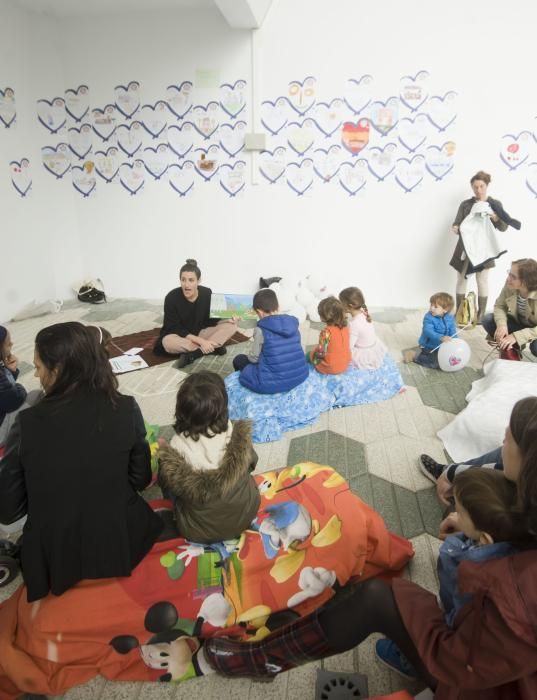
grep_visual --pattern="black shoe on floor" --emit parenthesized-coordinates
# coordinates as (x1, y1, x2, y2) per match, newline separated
(175, 352, 195, 369)
(418, 454, 447, 483)
(212, 346, 227, 356)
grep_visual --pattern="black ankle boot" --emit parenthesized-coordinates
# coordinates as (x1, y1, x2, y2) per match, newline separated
(175, 349, 202, 369)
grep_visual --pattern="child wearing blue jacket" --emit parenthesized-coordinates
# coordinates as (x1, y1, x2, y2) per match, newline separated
(232, 288, 308, 394)
(404, 292, 456, 369)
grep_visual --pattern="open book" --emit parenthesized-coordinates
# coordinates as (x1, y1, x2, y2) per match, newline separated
(109, 354, 148, 374)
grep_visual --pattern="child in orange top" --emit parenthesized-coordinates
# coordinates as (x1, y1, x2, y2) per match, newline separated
(308, 297, 351, 374)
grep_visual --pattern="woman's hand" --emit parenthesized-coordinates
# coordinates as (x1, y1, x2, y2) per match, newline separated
(494, 325, 508, 342)
(197, 338, 217, 354)
(439, 511, 460, 540)
(436, 470, 453, 505)
(498, 333, 517, 350)
(489, 212, 499, 223)
(4, 354, 17, 372)
(451, 225, 459, 235)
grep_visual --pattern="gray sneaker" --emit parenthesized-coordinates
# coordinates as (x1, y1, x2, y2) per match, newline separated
(418, 454, 447, 483)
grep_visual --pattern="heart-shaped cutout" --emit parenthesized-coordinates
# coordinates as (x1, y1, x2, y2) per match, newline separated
(286, 158, 314, 195)
(525, 162, 537, 197)
(114, 81, 141, 119)
(219, 160, 246, 197)
(192, 102, 220, 139)
(68, 123, 93, 160)
(398, 113, 429, 153)
(367, 143, 398, 181)
(369, 97, 399, 136)
(195, 145, 220, 181)
(94, 146, 120, 183)
(311, 99, 345, 138)
(425, 142, 456, 180)
(143, 143, 169, 180)
(72, 162, 96, 197)
(395, 155, 425, 193)
(166, 82, 193, 120)
(341, 119, 370, 155)
(65, 84, 90, 123)
(116, 121, 144, 158)
(399, 70, 429, 112)
(219, 121, 246, 158)
(261, 97, 290, 136)
(10, 159, 32, 197)
(220, 80, 247, 119)
(167, 122, 195, 158)
(344, 75, 372, 115)
(499, 132, 532, 171)
(338, 160, 368, 196)
(313, 145, 342, 182)
(140, 101, 168, 139)
(92, 104, 117, 142)
(42, 143, 71, 179)
(425, 92, 457, 132)
(37, 97, 66, 134)
(119, 159, 145, 195)
(287, 119, 316, 156)
(287, 76, 316, 116)
(168, 161, 195, 196)
(259, 147, 286, 184)
(0, 88, 16, 128)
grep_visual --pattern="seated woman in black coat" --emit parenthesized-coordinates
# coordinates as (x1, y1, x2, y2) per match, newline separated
(0, 322, 162, 602)
(155, 258, 238, 368)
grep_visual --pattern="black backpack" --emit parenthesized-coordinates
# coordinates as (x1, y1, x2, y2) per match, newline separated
(77, 279, 106, 304)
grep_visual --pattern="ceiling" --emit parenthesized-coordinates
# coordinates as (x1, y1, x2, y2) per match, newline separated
(14, 0, 215, 17)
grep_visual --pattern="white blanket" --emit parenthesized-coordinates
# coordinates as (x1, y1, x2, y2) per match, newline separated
(438, 359, 537, 462)
(460, 201, 506, 268)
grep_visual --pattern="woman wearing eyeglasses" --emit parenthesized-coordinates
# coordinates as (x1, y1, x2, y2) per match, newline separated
(482, 259, 537, 358)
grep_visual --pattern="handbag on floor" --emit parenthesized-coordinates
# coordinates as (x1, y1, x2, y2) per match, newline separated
(455, 291, 477, 327)
(76, 279, 106, 304)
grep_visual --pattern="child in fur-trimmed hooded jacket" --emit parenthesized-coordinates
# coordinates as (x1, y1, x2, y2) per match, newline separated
(158, 370, 260, 544)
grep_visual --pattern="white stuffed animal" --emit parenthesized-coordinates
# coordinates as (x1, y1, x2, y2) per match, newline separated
(267, 275, 330, 322)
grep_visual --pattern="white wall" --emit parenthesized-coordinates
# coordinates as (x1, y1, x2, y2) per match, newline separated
(3, 0, 536, 321)
(0, 2, 83, 322)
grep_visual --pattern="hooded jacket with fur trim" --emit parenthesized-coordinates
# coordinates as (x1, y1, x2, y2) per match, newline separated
(158, 420, 260, 544)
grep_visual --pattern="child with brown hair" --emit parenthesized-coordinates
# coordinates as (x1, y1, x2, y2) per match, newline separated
(403, 292, 456, 369)
(338, 287, 387, 369)
(308, 296, 351, 374)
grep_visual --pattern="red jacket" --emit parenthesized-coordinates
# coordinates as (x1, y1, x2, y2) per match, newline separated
(393, 548, 537, 699)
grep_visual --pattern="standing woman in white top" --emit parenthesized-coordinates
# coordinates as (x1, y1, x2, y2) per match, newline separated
(338, 287, 387, 370)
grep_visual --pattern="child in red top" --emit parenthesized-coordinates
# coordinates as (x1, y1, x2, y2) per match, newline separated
(309, 297, 351, 374)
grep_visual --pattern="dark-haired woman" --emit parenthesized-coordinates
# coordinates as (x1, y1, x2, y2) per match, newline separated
(0, 322, 162, 602)
(200, 397, 537, 700)
(155, 259, 238, 368)
(482, 258, 537, 357)
(450, 170, 517, 321)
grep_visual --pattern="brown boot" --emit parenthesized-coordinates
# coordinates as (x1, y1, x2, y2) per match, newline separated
(477, 296, 488, 323)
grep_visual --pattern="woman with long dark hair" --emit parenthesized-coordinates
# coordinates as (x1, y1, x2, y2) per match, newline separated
(0, 322, 162, 602)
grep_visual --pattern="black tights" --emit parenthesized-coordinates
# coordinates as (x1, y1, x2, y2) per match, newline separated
(318, 579, 438, 690)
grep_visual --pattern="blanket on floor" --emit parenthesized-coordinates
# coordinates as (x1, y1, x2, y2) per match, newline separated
(0, 464, 413, 698)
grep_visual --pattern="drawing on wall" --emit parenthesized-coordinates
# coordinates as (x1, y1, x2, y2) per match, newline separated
(10, 158, 32, 197)
(338, 160, 367, 196)
(192, 102, 220, 140)
(398, 113, 429, 153)
(219, 160, 246, 197)
(399, 71, 429, 112)
(140, 101, 168, 139)
(68, 123, 93, 160)
(119, 159, 145, 195)
(425, 141, 456, 181)
(72, 160, 96, 198)
(286, 158, 314, 195)
(166, 82, 193, 120)
(525, 162, 537, 197)
(116, 121, 143, 158)
(94, 147, 121, 184)
(261, 98, 289, 136)
(65, 85, 90, 122)
(367, 143, 397, 181)
(499, 131, 532, 171)
(369, 97, 399, 136)
(287, 119, 316, 157)
(167, 122, 195, 158)
(312, 99, 345, 138)
(168, 161, 195, 197)
(341, 120, 370, 155)
(313, 145, 342, 182)
(143, 143, 170, 180)
(344, 75, 373, 115)
(114, 81, 141, 119)
(259, 147, 286, 184)
(0, 87, 16, 128)
(287, 76, 316, 116)
(37, 97, 66, 134)
(42, 143, 71, 179)
(425, 91, 457, 132)
(220, 80, 246, 119)
(92, 104, 117, 142)
(195, 146, 219, 181)
(395, 155, 426, 193)
(219, 121, 246, 158)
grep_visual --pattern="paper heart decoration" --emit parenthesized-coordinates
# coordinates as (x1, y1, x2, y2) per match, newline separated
(167, 123, 195, 158)
(119, 159, 145, 195)
(94, 147, 120, 183)
(92, 105, 117, 142)
(311, 99, 345, 138)
(219, 121, 246, 158)
(313, 145, 342, 182)
(367, 143, 397, 181)
(260, 98, 290, 136)
(68, 123, 93, 160)
(287, 76, 316, 116)
(344, 75, 373, 115)
(286, 158, 314, 196)
(0, 88, 16, 128)
(65, 84, 90, 122)
(220, 80, 246, 119)
(499, 132, 532, 171)
(338, 160, 367, 196)
(194, 145, 220, 181)
(259, 147, 286, 184)
(287, 119, 316, 156)
(399, 70, 429, 112)
(425, 92, 457, 132)
(10, 159, 32, 197)
(140, 102, 168, 139)
(114, 81, 141, 119)
(71, 164, 96, 198)
(166, 82, 193, 120)
(37, 97, 66, 134)
(525, 162, 537, 197)
(219, 160, 246, 197)
(425, 142, 456, 180)
(143, 143, 169, 180)
(192, 102, 220, 140)
(42, 143, 71, 179)
(168, 161, 195, 196)
(398, 114, 429, 153)
(116, 121, 144, 158)
(395, 155, 425, 193)
(369, 97, 399, 136)
(341, 119, 370, 155)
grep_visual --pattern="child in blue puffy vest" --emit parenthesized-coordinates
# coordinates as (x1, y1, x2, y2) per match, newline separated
(232, 289, 308, 394)
(404, 292, 456, 369)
